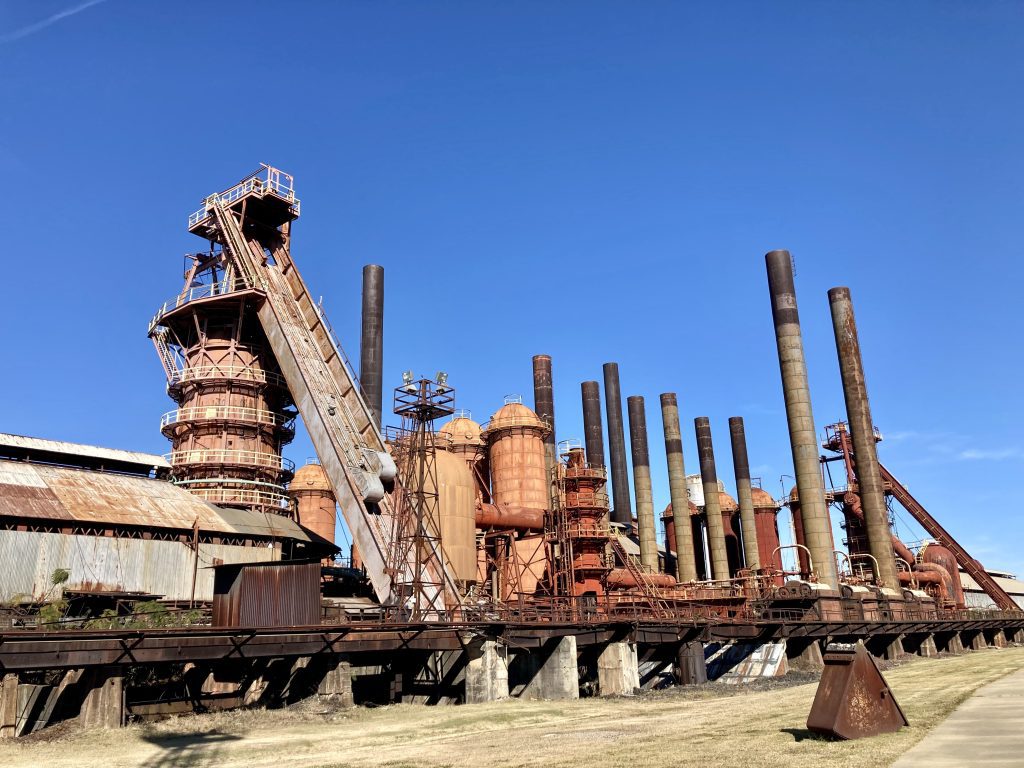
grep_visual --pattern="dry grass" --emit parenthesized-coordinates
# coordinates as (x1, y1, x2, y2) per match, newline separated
(3, 647, 1023, 768)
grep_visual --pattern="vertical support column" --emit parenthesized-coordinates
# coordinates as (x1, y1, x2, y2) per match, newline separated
(828, 287, 899, 589)
(765, 250, 838, 587)
(359, 264, 384, 429)
(581, 381, 605, 467)
(597, 641, 640, 696)
(317, 656, 355, 707)
(695, 417, 731, 581)
(465, 640, 510, 703)
(520, 636, 579, 701)
(628, 396, 658, 572)
(0, 674, 17, 739)
(661, 393, 697, 582)
(675, 642, 708, 685)
(79, 667, 124, 729)
(603, 362, 633, 526)
(532, 354, 557, 487)
(728, 416, 761, 572)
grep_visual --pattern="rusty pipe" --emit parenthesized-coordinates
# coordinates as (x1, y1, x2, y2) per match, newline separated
(828, 287, 899, 589)
(606, 568, 677, 589)
(695, 417, 731, 581)
(628, 396, 658, 572)
(581, 380, 605, 468)
(660, 393, 697, 582)
(359, 265, 384, 428)
(603, 363, 632, 526)
(728, 416, 761, 571)
(766, 250, 837, 587)
(475, 502, 545, 531)
(532, 354, 557, 493)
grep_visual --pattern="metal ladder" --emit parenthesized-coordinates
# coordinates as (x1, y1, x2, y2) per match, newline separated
(150, 327, 180, 383)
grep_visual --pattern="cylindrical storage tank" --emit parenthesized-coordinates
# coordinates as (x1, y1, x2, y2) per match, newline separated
(484, 402, 551, 510)
(438, 413, 489, 500)
(685, 474, 705, 507)
(751, 486, 782, 575)
(432, 449, 478, 585)
(289, 462, 336, 553)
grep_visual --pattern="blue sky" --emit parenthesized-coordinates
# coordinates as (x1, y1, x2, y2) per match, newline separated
(1, 2, 1022, 575)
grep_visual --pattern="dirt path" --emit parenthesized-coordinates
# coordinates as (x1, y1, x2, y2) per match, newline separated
(2, 648, 1022, 768)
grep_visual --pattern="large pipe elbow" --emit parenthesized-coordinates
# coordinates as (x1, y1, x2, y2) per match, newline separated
(475, 502, 545, 531)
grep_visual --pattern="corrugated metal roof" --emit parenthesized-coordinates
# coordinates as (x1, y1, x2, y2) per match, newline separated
(0, 459, 309, 542)
(0, 432, 170, 470)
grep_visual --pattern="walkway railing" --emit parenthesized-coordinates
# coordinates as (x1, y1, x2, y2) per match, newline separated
(166, 449, 295, 473)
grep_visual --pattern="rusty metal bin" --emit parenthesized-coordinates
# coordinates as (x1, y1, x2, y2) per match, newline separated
(806, 641, 908, 739)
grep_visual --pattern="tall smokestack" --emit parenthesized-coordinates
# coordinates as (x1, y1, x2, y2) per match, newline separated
(661, 393, 697, 582)
(581, 381, 605, 467)
(532, 355, 557, 486)
(603, 363, 632, 526)
(628, 396, 658, 571)
(728, 417, 761, 571)
(359, 264, 384, 429)
(828, 287, 899, 590)
(765, 250, 838, 587)
(695, 417, 731, 581)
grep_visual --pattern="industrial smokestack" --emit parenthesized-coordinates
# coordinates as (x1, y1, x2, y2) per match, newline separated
(627, 396, 658, 571)
(532, 355, 557, 487)
(359, 264, 384, 429)
(581, 381, 605, 468)
(661, 393, 698, 582)
(695, 417, 731, 581)
(728, 417, 761, 572)
(765, 250, 838, 588)
(603, 363, 632, 526)
(828, 287, 900, 590)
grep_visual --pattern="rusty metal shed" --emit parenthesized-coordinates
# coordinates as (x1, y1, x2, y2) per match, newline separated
(211, 560, 321, 627)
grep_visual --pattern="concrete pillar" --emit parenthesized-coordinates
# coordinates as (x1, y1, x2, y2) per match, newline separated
(0, 674, 17, 739)
(787, 639, 824, 671)
(728, 416, 761, 571)
(695, 417, 730, 581)
(79, 667, 124, 729)
(661, 393, 697, 582)
(970, 632, 987, 651)
(885, 635, 905, 661)
(520, 636, 579, 701)
(765, 250, 838, 587)
(1009, 628, 1024, 644)
(465, 640, 509, 703)
(597, 642, 640, 696)
(318, 656, 355, 707)
(628, 396, 658, 572)
(988, 629, 1008, 649)
(946, 633, 965, 654)
(917, 635, 939, 658)
(675, 642, 708, 685)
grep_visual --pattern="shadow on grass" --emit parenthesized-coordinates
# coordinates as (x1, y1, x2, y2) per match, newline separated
(140, 730, 243, 768)
(781, 727, 833, 743)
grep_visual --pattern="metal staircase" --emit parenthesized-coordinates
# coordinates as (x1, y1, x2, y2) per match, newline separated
(610, 534, 671, 618)
(878, 462, 1017, 611)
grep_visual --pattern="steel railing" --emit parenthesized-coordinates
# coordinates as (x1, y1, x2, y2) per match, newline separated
(188, 165, 300, 229)
(169, 364, 287, 389)
(149, 278, 248, 329)
(166, 448, 295, 473)
(160, 405, 295, 431)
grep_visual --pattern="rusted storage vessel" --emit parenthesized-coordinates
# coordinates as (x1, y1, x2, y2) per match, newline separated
(483, 400, 550, 510)
(289, 462, 337, 552)
(432, 449, 478, 585)
(438, 412, 489, 501)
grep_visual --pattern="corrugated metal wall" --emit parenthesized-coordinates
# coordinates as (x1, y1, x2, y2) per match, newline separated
(212, 562, 320, 627)
(0, 530, 281, 602)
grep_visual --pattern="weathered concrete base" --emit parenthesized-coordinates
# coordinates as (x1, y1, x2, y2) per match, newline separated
(317, 656, 355, 707)
(512, 636, 579, 701)
(78, 667, 123, 729)
(597, 641, 639, 696)
(985, 630, 1008, 649)
(916, 635, 939, 658)
(786, 638, 824, 671)
(885, 635, 906, 661)
(0, 673, 18, 738)
(465, 641, 509, 703)
(969, 632, 988, 652)
(675, 642, 707, 686)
